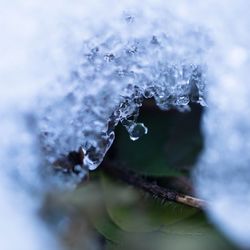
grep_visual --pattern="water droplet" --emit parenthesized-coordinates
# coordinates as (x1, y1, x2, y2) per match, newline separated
(127, 123, 148, 141)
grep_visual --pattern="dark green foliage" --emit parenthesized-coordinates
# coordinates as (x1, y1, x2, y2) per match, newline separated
(112, 102, 203, 176)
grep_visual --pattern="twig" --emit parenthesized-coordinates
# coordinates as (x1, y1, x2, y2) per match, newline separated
(102, 162, 205, 209)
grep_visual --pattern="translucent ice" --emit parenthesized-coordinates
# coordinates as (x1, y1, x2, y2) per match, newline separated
(38, 23, 207, 171)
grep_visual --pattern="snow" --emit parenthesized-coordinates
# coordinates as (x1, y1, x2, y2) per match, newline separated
(0, 0, 250, 248)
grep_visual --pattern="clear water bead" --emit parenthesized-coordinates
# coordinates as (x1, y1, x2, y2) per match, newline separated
(127, 122, 148, 141)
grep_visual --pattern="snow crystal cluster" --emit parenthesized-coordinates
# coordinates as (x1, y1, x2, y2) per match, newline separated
(38, 20, 207, 172)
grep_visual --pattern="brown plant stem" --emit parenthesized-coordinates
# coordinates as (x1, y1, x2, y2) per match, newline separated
(102, 161, 205, 209)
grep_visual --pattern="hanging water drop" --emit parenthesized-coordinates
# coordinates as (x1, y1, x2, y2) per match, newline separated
(127, 122, 148, 141)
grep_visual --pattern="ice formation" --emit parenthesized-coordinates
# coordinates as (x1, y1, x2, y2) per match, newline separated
(39, 30, 207, 172)
(1, 0, 250, 249)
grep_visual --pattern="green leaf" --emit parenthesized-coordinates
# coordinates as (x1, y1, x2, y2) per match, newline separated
(98, 174, 236, 250)
(101, 174, 198, 232)
(93, 211, 125, 244)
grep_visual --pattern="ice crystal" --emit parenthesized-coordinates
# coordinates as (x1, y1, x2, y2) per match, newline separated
(39, 30, 207, 171)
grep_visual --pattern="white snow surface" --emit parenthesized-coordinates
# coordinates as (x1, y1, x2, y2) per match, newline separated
(0, 0, 250, 249)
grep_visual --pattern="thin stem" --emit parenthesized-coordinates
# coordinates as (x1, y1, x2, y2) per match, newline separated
(102, 161, 205, 209)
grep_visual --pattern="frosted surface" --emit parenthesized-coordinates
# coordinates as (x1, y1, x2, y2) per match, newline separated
(38, 26, 207, 171)
(1, 0, 250, 249)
